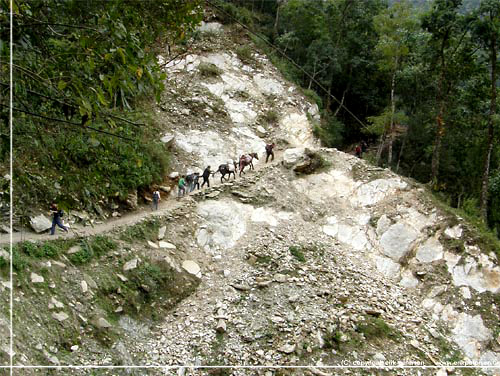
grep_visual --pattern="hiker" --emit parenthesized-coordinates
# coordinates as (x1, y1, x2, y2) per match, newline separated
(191, 172, 200, 192)
(49, 202, 68, 235)
(185, 173, 195, 193)
(361, 140, 368, 153)
(355, 145, 362, 158)
(152, 189, 160, 210)
(178, 176, 187, 197)
(201, 166, 211, 188)
(265, 143, 275, 163)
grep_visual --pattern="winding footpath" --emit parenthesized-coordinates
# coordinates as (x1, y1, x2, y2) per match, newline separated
(0, 153, 282, 246)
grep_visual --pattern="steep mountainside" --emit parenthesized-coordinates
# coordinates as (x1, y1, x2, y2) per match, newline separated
(0, 19, 499, 376)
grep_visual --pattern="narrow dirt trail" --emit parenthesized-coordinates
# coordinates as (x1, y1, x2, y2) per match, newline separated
(0, 151, 282, 246)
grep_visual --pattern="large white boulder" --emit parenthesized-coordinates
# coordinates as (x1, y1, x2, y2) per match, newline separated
(379, 223, 418, 262)
(283, 148, 306, 168)
(415, 236, 444, 263)
(452, 313, 492, 360)
(196, 199, 249, 250)
(30, 214, 52, 233)
(354, 179, 408, 207)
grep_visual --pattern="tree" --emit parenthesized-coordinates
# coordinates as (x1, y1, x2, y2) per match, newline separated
(473, 0, 500, 221)
(373, 0, 419, 167)
(421, 0, 473, 185)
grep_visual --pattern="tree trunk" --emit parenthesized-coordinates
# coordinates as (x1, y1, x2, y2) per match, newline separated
(273, 1, 281, 40)
(479, 31, 497, 221)
(396, 131, 407, 174)
(430, 35, 449, 185)
(376, 133, 385, 165)
(387, 68, 397, 169)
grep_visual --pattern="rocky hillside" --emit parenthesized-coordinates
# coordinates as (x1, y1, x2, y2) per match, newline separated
(1, 19, 499, 376)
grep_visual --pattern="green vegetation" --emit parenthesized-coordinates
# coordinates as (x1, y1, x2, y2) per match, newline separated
(68, 236, 118, 265)
(289, 245, 306, 262)
(119, 218, 161, 243)
(216, 0, 500, 240)
(198, 62, 223, 77)
(357, 316, 400, 341)
(261, 109, 279, 124)
(0, 0, 202, 212)
(436, 336, 462, 363)
(236, 45, 254, 64)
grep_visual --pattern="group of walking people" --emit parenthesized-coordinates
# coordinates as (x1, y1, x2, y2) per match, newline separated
(49, 143, 277, 235)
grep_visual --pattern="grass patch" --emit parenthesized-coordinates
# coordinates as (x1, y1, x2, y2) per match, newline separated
(302, 88, 323, 110)
(198, 62, 223, 78)
(289, 245, 306, 262)
(256, 254, 273, 264)
(429, 192, 500, 258)
(436, 336, 462, 363)
(68, 236, 117, 265)
(119, 218, 160, 243)
(293, 149, 331, 175)
(236, 45, 253, 64)
(357, 316, 400, 341)
(260, 109, 279, 125)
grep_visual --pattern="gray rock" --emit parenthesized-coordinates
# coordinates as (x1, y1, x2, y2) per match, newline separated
(116, 274, 128, 282)
(81, 280, 88, 293)
(216, 319, 226, 333)
(125, 191, 138, 210)
(31, 272, 44, 284)
(452, 313, 492, 359)
(52, 311, 69, 322)
(161, 133, 175, 146)
(231, 283, 251, 291)
(278, 343, 296, 354)
(148, 240, 159, 249)
(158, 226, 167, 240)
(94, 317, 112, 329)
(67, 246, 80, 254)
(416, 236, 443, 263)
(48, 297, 64, 310)
(30, 215, 52, 233)
(379, 223, 418, 262)
(123, 258, 139, 271)
(445, 225, 462, 239)
(283, 148, 306, 168)
(169, 172, 180, 179)
(83, 274, 98, 289)
(182, 260, 201, 278)
(376, 215, 391, 236)
(159, 241, 176, 250)
(274, 273, 287, 283)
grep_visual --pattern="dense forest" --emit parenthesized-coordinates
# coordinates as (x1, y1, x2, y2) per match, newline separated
(215, 0, 500, 239)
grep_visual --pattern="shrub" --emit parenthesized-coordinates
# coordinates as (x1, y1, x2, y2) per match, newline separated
(262, 109, 279, 124)
(40, 243, 59, 258)
(236, 45, 253, 64)
(198, 62, 223, 77)
(313, 114, 344, 148)
(289, 246, 306, 262)
(357, 317, 398, 340)
(68, 236, 116, 265)
(302, 89, 323, 110)
(12, 248, 28, 272)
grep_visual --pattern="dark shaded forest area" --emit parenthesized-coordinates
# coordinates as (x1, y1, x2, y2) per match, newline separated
(215, 0, 500, 240)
